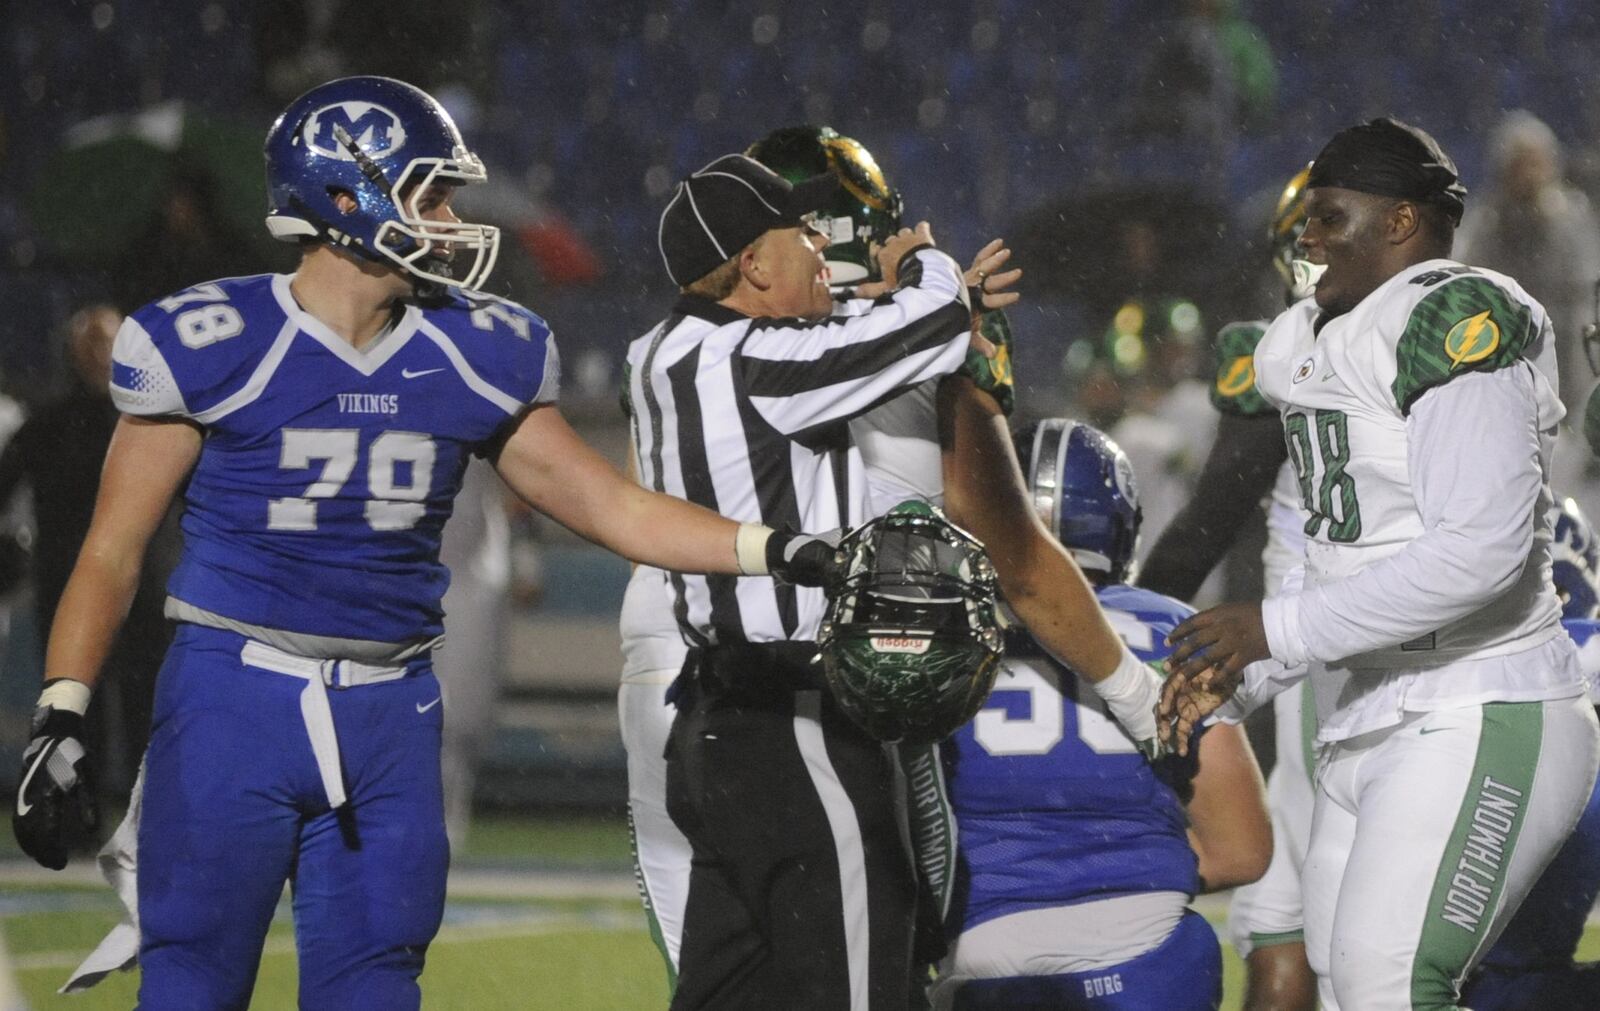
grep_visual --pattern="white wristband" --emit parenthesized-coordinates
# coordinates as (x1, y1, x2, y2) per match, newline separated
(735, 523, 774, 576)
(37, 679, 92, 717)
(1089, 645, 1161, 743)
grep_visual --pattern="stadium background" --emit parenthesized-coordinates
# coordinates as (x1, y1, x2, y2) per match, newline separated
(2, 1, 1600, 1007)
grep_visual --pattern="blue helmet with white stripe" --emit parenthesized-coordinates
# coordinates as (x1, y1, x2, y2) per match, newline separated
(263, 75, 499, 291)
(1013, 418, 1143, 584)
(1552, 496, 1600, 620)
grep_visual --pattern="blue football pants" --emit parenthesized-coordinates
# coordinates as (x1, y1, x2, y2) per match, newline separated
(135, 624, 448, 1011)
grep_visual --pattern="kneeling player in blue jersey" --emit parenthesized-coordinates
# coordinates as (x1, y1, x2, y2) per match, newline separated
(1459, 497, 1600, 1009)
(930, 419, 1272, 1010)
(9, 76, 835, 1011)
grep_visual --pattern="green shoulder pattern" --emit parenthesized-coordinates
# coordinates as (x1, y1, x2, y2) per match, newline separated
(1392, 274, 1536, 416)
(1210, 320, 1271, 417)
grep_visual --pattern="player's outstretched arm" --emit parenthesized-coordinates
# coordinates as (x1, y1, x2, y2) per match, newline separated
(1183, 722, 1271, 892)
(15, 414, 199, 869)
(937, 376, 1165, 754)
(493, 404, 833, 582)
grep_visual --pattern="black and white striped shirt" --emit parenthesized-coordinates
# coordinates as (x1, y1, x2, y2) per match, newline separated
(626, 247, 971, 645)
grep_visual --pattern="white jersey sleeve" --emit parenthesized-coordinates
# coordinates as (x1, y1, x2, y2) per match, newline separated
(848, 379, 944, 516)
(109, 316, 189, 417)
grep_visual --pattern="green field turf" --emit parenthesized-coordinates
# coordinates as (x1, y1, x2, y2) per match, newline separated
(5, 815, 1597, 1009)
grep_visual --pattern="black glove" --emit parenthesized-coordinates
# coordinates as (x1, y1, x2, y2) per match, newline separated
(13, 704, 98, 870)
(765, 529, 843, 588)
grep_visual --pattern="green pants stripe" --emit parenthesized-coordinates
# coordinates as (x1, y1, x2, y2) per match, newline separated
(628, 806, 678, 992)
(1410, 702, 1543, 1008)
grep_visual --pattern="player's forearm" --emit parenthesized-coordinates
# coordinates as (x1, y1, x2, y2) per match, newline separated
(939, 377, 1127, 680)
(40, 415, 198, 693)
(999, 534, 1128, 678)
(1262, 371, 1541, 667)
(1185, 725, 1271, 892)
(1188, 831, 1268, 894)
(589, 482, 743, 575)
(42, 549, 144, 692)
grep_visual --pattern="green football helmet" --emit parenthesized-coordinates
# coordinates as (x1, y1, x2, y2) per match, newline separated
(747, 125, 904, 284)
(818, 501, 1003, 744)
(1270, 164, 1324, 303)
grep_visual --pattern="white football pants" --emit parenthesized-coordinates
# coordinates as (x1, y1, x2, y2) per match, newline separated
(1303, 697, 1600, 1010)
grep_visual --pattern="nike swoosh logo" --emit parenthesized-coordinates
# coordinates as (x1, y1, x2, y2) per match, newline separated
(416, 697, 442, 714)
(15, 746, 51, 816)
(401, 367, 445, 379)
(1419, 726, 1450, 735)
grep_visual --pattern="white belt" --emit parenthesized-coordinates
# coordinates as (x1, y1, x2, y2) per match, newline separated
(239, 639, 410, 809)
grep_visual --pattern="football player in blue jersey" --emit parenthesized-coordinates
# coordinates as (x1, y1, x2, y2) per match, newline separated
(1458, 496, 1600, 1009)
(8, 75, 835, 1011)
(930, 419, 1271, 1011)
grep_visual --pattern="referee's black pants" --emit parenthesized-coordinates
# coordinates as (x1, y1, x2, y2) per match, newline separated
(666, 643, 919, 1010)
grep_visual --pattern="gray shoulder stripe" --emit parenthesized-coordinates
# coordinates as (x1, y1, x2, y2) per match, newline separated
(191, 317, 300, 425)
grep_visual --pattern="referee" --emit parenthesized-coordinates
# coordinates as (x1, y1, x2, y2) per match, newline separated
(628, 152, 974, 1010)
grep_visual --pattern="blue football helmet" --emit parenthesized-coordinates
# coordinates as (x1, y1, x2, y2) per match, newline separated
(264, 75, 499, 291)
(1013, 418, 1143, 584)
(1552, 496, 1600, 620)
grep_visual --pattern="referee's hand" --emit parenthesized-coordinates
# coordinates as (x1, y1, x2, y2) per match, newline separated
(765, 529, 843, 588)
(964, 238, 1021, 312)
(875, 222, 936, 288)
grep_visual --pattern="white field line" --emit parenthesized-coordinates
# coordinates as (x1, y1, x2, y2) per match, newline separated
(13, 910, 638, 972)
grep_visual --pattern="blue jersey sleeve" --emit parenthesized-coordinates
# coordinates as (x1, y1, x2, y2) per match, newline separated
(111, 274, 289, 421)
(420, 292, 560, 412)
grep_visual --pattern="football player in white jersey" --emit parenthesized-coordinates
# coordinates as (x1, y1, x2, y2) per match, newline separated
(1160, 118, 1600, 1010)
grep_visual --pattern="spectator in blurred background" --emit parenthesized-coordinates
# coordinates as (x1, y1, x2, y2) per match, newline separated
(0, 305, 174, 804)
(1459, 110, 1600, 419)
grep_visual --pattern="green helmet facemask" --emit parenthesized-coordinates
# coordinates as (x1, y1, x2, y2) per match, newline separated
(818, 501, 1003, 744)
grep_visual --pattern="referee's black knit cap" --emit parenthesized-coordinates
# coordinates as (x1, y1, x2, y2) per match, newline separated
(1307, 118, 1467, 224)
(659, 154, 839, 286)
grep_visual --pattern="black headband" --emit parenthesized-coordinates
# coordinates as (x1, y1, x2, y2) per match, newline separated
(1307, 117, 1467, 224)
